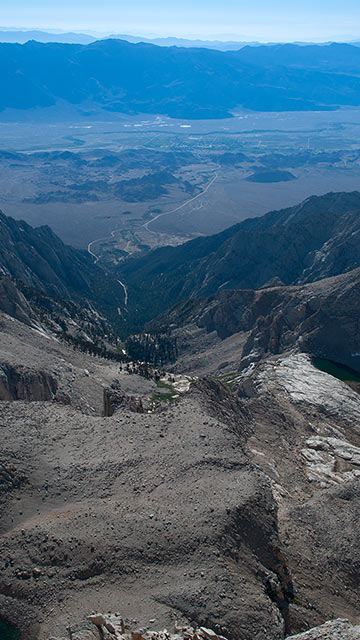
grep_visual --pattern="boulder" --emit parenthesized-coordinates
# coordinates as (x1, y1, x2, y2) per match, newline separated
(286, 618, 360, 639)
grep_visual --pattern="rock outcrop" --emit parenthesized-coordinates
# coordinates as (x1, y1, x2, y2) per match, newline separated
(0, 275, 36, 326)
(286, 619, 360, 640)
(47, 616, 360, 640)
(103, 385, 145, 416)
(48, 618, 230, 640)
(159, 267, 360, 375)
(0, 362, 58, 401)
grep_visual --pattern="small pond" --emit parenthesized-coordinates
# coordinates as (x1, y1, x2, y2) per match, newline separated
(0, 619, 21, 640)
(312, 357, 360, 383)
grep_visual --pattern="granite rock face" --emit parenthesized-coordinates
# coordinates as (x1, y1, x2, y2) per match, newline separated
(0, 362, 58, 401)
(161, 267, 360, 374)
(103, 386, 145, 416)
(286, 619, 360, 640)
(0, 275, 36, 326)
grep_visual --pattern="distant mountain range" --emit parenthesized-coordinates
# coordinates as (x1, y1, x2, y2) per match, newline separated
(1, 29, 360, 50)
(0, 30, 96, 44)
(0, 29, 257, 49)
(2, 39, 360, 118)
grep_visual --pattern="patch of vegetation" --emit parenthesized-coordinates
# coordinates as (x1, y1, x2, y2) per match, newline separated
(151, 390, 179, 404)
(214, 371, 242, 387)
(148, 378, 184, 406)
(125, 332, 178, 365)
(246, 169, 296, 183)
(156, 380, 174, 390)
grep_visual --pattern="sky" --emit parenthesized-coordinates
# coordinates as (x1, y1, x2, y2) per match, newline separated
(2, 0, 360, 42)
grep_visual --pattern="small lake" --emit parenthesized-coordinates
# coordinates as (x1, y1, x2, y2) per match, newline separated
(312, 357, 360, 383)
(0, 619, 20, 640)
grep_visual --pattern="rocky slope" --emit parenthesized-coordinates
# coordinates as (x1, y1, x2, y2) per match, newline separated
(0, 306, 360, 640)
(286, 619, 360, 639)
(155, 266, 360, 375)
(119, 191, 360, 330)
(1, 188, 360, 640)
(0, 210, 126, 330)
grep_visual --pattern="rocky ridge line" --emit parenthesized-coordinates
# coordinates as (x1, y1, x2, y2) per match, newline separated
(49, 616, 230, 640)
(286, 618, 360, 639)
(48, 615, 360, 640)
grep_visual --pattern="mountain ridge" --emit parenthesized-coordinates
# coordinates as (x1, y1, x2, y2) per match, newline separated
(2, 40, 360, 117)
(0, 30, 258, 49)
(151, 266, 360, 375)
(118, 191, 360, 330)
(0, 210, 126, 331)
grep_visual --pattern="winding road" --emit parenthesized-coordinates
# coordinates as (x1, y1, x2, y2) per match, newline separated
(118, 279, 128, 306)
(87, 171, 218, 308)
(87, 229, 119, 262)
(87, 230, 128, 306)
(143, 171, 218, 232)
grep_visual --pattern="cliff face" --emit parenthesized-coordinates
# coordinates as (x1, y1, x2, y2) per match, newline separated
(0, 363, 58, 401)
(103, 386, 145, 416)
(158, 267, 360, 374)
(240, 268, 360, 370)
(0, 276, 36, 326)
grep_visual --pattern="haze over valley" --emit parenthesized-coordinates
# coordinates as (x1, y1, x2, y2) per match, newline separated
(2, 107, 360, 257)
(1, 16, 360, 640)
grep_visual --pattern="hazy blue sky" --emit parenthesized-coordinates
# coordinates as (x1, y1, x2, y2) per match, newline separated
(3, 0, 360, 41)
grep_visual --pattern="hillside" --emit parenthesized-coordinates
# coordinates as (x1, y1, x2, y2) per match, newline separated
(1, 189, 360, 640)
(1, 307, 360, 640)
(118, 191, 360, 330)
(152, 267, 360, 375)
(2, 40, 360, 117)
(0, 210, 126, 331)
